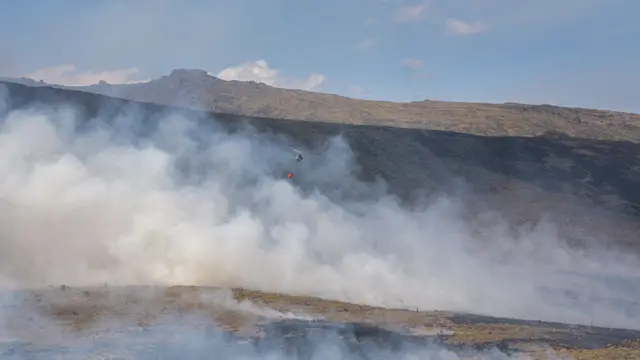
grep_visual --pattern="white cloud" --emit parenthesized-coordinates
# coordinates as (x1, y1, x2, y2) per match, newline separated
(215, 60, 327, 91)
(445, 18, 487, 35)
(400, 58, 423, 71)
(355, 38, 375, 51)
(394, 3, 428, 22)
(25, 65, 149, 86)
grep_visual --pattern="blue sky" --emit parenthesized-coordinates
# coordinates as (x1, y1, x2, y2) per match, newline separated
(1, 0, 638, 112)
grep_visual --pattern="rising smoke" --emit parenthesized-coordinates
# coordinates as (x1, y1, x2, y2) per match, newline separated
(0, 85, 638, 339)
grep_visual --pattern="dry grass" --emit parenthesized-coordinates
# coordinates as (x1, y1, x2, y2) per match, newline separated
(2, 285, 640, 359)
(154, 74, 639, 143)
(131, 77, 640, 142)
(6, 71, 640, 142)
(558, 346, 640, 360)
(231, 288, 640, 359)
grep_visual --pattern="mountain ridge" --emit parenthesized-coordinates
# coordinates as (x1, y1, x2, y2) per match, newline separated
(2, 69, 640, 143)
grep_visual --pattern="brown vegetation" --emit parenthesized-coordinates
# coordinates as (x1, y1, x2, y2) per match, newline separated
(3, 286, 639, 359)
(5, 69, 640, 142)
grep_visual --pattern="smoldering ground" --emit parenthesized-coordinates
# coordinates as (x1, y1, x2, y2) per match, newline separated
(1, 286, 569, 359)
(0, 89, 638, 340)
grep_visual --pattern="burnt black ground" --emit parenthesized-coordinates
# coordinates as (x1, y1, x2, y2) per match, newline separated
(2, 317, 638, 359)
(0, 319, 524, 359)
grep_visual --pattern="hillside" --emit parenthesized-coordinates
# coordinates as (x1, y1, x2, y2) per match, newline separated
(3, 69, 640, 142)
(1, 80, 639, 250)
(1, 80, 640, 359)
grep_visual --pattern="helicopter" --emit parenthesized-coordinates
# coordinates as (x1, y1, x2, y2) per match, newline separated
(286, 148, 304, 179)
(248, 133, 304, 180)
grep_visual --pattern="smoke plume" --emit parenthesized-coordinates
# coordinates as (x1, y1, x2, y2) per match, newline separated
(0, 94, 638, 335)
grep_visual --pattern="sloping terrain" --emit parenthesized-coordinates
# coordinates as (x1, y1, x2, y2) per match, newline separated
(0, 81, 639, 359)
(3, 69, 640, 142)
(2, 80, 640, 249)
(1, 286, 639, 359)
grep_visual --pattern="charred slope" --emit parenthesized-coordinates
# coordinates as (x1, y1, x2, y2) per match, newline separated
(1, 80, 639, 248)
(0, 319, 538, 359)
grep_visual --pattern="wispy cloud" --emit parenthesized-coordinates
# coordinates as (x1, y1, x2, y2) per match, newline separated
(394, 3, 428, 22)
(400, 58, 423, 71)
(400, 58, 425, 79)
(445, 18, 487, 35)
(216, 59, 326, 91)
(38, 0, 246, 76)
(355, 38, 375, 51)
(437, 0, 607, 35)
(25, 64, 149, 86)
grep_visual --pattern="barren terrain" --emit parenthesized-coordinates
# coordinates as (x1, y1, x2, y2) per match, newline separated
(4, 69, 640, 142)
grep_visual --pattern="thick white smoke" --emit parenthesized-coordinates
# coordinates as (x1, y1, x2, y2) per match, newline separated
(0, 99, 638, 332)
